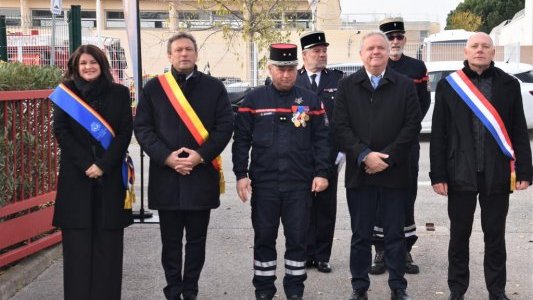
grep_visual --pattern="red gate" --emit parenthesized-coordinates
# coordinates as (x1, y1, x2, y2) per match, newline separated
(0, 90, 61, 267)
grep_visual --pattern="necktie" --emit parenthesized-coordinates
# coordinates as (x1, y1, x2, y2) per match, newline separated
(310, 74, 318, 92)
(371, 75, 381, 89)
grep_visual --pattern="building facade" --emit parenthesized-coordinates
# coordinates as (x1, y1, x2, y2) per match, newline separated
(1, 1, 440, 82)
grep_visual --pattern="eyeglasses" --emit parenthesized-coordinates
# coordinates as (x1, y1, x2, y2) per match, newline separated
(387, 34, 405, 41)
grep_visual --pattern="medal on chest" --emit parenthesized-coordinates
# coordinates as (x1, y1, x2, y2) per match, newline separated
(291, 105, 310, 127)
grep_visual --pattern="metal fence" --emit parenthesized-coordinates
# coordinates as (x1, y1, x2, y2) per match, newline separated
(0, 90, 61, 268)
(215, 40, 513, 92)
(2, 16, 70, 69)
(1, 16, 129, 84)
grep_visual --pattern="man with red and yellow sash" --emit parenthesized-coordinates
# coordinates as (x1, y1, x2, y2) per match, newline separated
(134, 32, 233, 300)
(430, 32, 532, 300)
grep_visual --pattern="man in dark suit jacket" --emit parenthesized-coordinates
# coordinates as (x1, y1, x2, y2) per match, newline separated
(430, 32, 532, 300)
(134, 32, 233, 300)
(368, 17, 432, 275)
(333, 32, 421, 300)
(295, 31, 344, 274)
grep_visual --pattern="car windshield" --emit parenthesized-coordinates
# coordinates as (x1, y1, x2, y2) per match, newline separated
(514, 71, 533, 83)
(428, 70, 453, 92)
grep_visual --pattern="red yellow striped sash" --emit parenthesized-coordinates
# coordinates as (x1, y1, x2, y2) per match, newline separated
(158, 72, 225, 194)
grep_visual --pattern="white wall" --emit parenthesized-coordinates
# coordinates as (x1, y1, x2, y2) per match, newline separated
(492, 0, 532, 45)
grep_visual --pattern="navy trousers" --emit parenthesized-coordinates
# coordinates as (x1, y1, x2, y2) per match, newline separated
(372, 144, 419, 252)
(347, 186, 408, 291)
(307, 170, 338, 263)
(251, 188, 311, 298)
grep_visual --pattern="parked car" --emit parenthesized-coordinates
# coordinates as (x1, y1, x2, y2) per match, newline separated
(217, 77, 252, 114)
(423, 61, 533, 133)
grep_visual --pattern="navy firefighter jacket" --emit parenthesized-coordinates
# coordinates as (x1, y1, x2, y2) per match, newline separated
(232, 84, 330, 192)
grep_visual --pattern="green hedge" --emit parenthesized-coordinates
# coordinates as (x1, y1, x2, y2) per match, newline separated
(0, 61, 62, 91)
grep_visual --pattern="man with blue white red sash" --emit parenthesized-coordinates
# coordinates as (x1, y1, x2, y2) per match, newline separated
(430, 32, 532, 300)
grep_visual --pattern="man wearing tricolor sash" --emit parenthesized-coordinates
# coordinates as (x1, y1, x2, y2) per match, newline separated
(430, 32, 532, 300)
(134, 32, 233, 300)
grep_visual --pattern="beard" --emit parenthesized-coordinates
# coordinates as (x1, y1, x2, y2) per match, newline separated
(390, 47, 404, 57)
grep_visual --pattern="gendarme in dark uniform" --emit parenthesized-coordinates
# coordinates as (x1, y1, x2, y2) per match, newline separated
(232, 43, 330, 300)
(295, 31, 344, 273)
(368, 17, 431, 275)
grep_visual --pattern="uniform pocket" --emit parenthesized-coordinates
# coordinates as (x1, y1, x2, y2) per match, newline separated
(293, 125, 311, 149)
(252, 114, 274, 147)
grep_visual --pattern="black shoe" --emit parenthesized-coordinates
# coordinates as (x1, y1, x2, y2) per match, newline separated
(369, 250, 386, 275)
(448, 292, 464, 300)
(391, 289, 412, 300)
(183, 296, 197, 300)
(348, 289, 368, 300)
(256, 292, 273, 300)
(316, 261, 332, 273)
(305, 260, 316, 268)
(405, 252, 420, 274)
(287, 296, 303, 300)
(490, 292, 511, 300)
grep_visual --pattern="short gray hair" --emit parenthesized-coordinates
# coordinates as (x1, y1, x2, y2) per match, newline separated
(466, 32, 494, 48)
(360, 31, 389, 51)
(167, 32, 198, 54)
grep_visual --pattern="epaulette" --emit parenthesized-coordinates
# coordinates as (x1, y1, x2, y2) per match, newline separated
(327, 68, 344, 75)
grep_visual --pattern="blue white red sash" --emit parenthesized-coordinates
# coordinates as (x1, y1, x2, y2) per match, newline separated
(49, 83, 136, 207)
(445, 70, 516, 191)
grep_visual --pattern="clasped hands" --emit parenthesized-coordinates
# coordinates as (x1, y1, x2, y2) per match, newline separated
(165, 147, 203, 175)
(363, 151, 389, 174)
(85, 164, 103, 179)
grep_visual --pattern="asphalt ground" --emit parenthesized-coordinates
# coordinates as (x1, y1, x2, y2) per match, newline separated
(3, 136, 533, 300)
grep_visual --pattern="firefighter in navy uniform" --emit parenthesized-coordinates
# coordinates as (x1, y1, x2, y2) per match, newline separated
(295, 31, 344, 274)
(232, 43, 330, 300)
(368, 17, 431, 275)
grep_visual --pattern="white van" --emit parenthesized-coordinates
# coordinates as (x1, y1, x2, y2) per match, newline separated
(423, 61, 533, 133)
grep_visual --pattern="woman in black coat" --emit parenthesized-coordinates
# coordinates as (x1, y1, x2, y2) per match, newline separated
(52, 44, 133, 300)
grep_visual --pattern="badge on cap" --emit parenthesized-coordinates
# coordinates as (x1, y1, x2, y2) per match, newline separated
(300, 31, 330, 50)
(269, 43, 298, 66)
(378, 17, 405, 34)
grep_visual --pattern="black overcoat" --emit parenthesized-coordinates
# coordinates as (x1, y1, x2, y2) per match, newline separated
(134, 70, 233, 210)
(333, 67, 421, 189)
(53, 80, 133, 229)
(429, 63, 532, 194)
